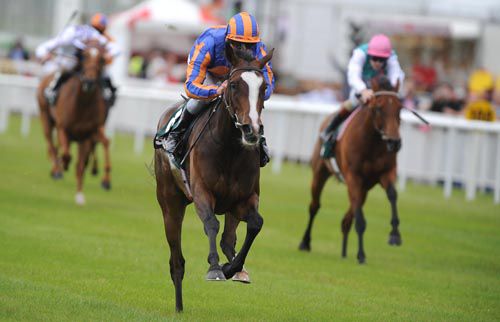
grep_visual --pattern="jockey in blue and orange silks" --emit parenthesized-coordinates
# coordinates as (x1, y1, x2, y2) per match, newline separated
(164, 12, 275, 167)
(321, 34, 405, 157)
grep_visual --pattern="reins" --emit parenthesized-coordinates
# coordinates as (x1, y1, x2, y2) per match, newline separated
(180, 99, 222, 166)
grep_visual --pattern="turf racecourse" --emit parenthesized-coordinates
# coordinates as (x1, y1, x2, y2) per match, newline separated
(1, 115, 499, 321)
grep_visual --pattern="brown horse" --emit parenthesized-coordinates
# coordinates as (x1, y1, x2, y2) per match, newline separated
(36, 41, 109, 204)
(299, 76, 402, 264)
(154, 46, 273, 312)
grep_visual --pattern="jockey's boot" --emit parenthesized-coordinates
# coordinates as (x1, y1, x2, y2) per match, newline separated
(164, 108, 195, 155)
(102, 76, 117, 107)
(320, 107, 352, 159)
(259, 136, 270, 167)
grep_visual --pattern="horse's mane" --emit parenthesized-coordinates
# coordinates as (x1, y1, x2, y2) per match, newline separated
(374, 75, 394, 91)
(233, 47, 255, 63)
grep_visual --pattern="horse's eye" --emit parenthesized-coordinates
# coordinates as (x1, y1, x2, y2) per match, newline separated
(230, 82, 238, 91)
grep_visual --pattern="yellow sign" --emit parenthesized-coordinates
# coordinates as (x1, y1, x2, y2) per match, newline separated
(464, 100, 496, 121)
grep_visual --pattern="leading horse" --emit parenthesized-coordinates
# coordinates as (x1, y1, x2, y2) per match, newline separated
(36, 40, 109, 204)
(154, 46, 273, 312)
(299, 76, 403, 264)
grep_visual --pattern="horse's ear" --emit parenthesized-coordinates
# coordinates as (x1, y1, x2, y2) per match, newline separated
(371, 77, 379, 92)
(394, 79, 400, 93)
(225, 42, 239, 67)
(258, 48, 274, 69)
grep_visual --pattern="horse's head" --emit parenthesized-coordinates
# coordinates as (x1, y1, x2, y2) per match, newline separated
(223, 45, 274, 146)
(80, 40, 105, 92)
(367, 76, 403, 152)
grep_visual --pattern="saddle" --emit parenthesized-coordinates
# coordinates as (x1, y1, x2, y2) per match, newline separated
(153, 99, 216, 167)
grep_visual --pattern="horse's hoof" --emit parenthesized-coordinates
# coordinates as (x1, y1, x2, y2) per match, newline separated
(206, 269, 226, 281)
(388, 234, 402, 246)
(51, 171, 63, 180)
(298, 241, 311, 252)
(101, 180, 111, 190)
(232, 268, 251, 284)
(357, 254, 366, 264)
(75, 192, 86, 206)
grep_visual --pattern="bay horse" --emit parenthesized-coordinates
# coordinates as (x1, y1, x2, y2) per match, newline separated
(154, 46, 273, 312)
(36, 40, 109, 204)
(299, 76, 403, 264)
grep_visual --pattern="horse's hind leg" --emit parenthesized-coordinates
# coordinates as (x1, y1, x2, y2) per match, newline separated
(57, 128, 71, 171)
(94, 126, 112, 190)
(299, 161, 331, 251)
(160, 199, 186, 312)
(155, 151, 186, 312)
(40, 110, 62, 179)
(380, 172, 401, 246)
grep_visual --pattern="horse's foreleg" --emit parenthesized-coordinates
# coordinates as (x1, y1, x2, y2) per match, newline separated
(194, 195, 225, 281)
(300, 163, 330, 251)
(346, 176, 368, 264)
(380, 172, 401, 246)
(221, 214, 239, 261)
(222, 195, 263, 279)
(98, 126, 112, 190)
(341, 209, 354, 258)
(75, 139, 92, 205)
(221, 214, 251, 283)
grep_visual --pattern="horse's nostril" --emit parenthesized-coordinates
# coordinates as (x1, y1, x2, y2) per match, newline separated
(242, 124, 252, 134)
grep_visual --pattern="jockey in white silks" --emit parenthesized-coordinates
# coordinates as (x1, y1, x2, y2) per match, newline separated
(320, 34, 405, 158)
(35, 13, 120, 106)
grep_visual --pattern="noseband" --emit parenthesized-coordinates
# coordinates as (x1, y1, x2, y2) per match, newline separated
(372, 91, 401, 140)
(223, 66, 264, 129)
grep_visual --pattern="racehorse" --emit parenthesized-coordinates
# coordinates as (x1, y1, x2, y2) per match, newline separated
(154, 46, 273, 312)
(299, 76, 403, 264)
(36, 40, 109, 204)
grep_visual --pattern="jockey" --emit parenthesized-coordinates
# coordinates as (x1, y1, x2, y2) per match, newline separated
(321, 34, 405, 150)
(164, 12, 275, 167)
(35, 13, 120, 106)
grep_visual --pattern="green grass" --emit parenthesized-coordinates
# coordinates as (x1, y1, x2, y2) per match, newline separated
(1, 115, 499, 321)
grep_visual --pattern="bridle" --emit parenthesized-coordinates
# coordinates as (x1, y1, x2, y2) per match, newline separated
(222, 66, 264, 129)
(371, 91, 401, 141)
(79, 45, 103, 89)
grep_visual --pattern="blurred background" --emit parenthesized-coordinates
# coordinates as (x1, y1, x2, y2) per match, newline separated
(1, 0, 500, 116)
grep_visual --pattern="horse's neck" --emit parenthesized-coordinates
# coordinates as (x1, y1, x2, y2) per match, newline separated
(208, 105, 240, 148)
(353, 107, 379, 145)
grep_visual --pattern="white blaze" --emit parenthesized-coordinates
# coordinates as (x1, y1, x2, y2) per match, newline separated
(241, 71, 263, 132)
(89, 47, 98, 57)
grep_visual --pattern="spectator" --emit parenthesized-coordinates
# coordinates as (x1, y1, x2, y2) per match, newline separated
(430, 83, 463, 115)
(402, 78, 419, 111)
(146, 49, 167, 81)
(468, 68, 493, 102)
(128, 54, 145, 78)
(8, 38, 29, 61)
